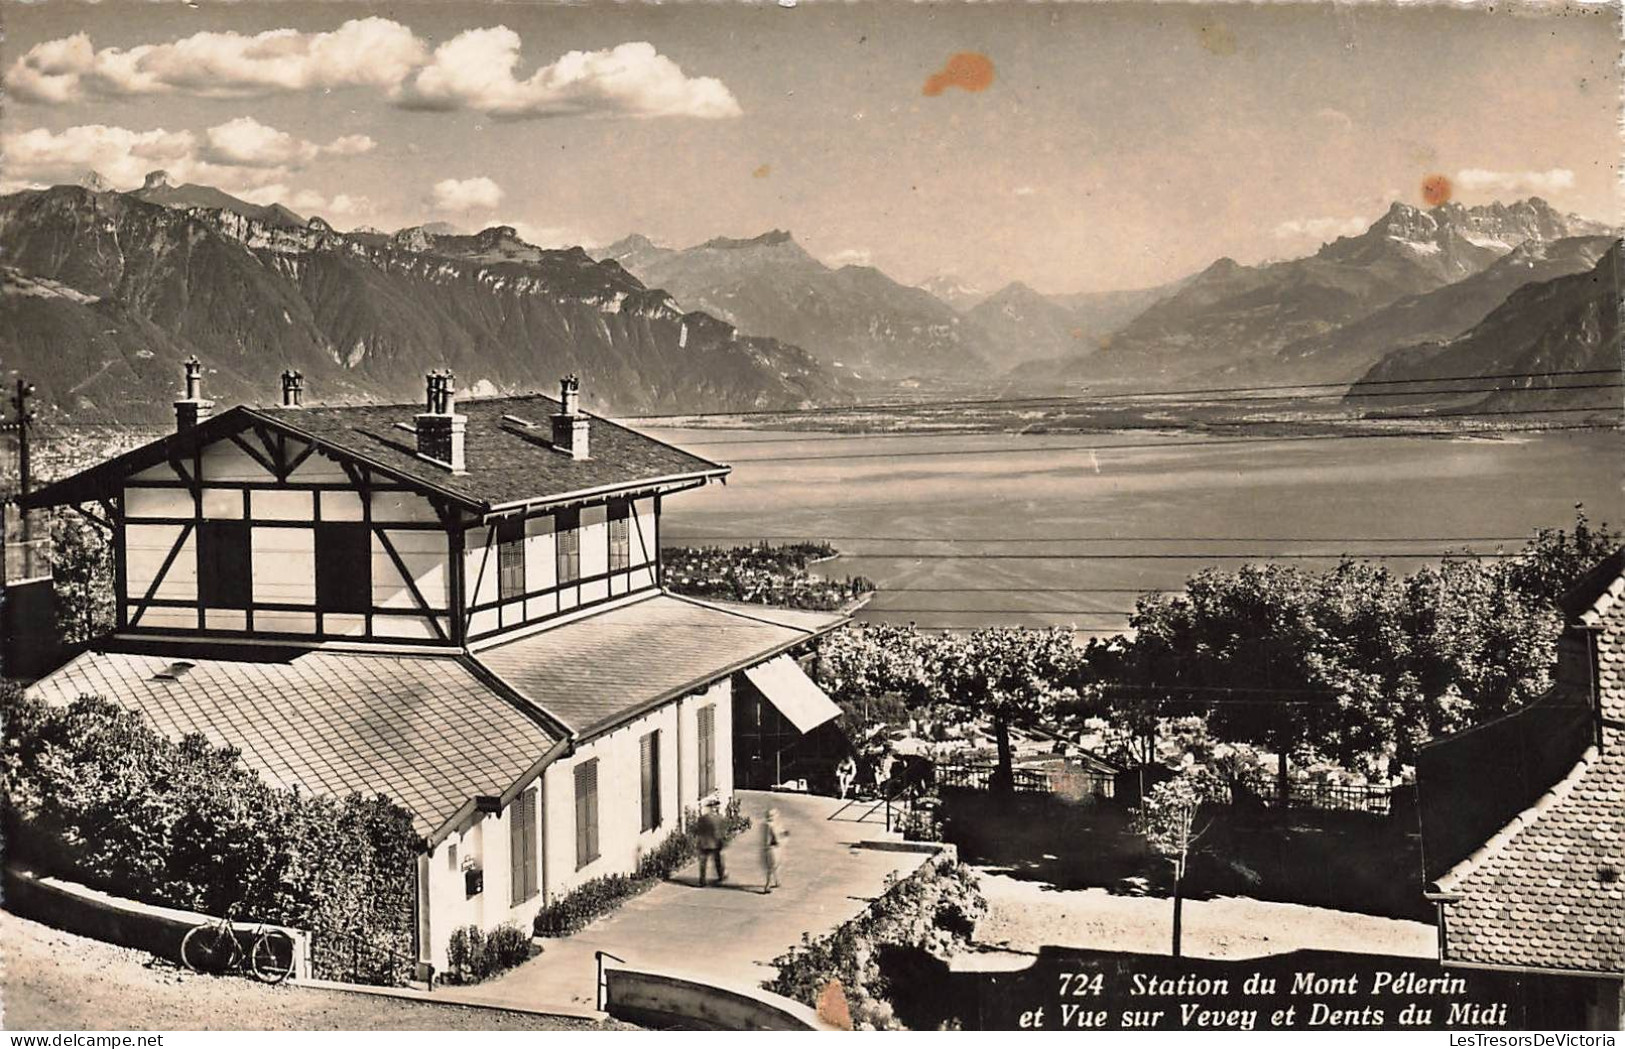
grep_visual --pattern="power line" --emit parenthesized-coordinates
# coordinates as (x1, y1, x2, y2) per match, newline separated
(862, 608, 1139, 615)
(667, 534, 1536, 544)
(717, 420, 1615, 465)
(798, 550, 1521, 560)
(674, 383, 1625, 444)
(627, 367, 1622, 422)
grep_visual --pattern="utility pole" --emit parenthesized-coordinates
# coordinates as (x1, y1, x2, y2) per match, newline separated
(4, 380, 37, 542)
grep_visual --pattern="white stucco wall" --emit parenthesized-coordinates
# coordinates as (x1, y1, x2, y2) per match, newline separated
(418, 677, 735, 972)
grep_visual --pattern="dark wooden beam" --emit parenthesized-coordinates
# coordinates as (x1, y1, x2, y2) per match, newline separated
(374, 527, 448, 641)
(128, 520, 194, 630)
(228, 432, 279, 480)
(283, 438, 318, 479)
(70, 503, 113, 531)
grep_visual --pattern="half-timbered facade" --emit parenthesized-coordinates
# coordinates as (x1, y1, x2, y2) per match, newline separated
(23, 363, 846, 976)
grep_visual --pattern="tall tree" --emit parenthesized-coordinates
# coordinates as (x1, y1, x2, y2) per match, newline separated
(927, 627, 1080, 793)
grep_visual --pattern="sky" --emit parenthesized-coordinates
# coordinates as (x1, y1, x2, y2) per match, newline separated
(2, 0, 1617, 294)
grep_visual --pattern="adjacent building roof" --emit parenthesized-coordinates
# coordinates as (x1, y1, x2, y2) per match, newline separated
(474, 593, 846, 738)
(20, 393, 727, 514)
(1430, 553, 1625, 978)
(27, 647, 560, 836)
(1433, 746, 1624, 976)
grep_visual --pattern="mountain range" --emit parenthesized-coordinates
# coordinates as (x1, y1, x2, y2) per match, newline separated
(1012, 197, 1614, 389)
(1, 172, 1615, 429)
(0, 175, 850, 426)
(594, 230, 992, 379)
(1348, 239, 1621, 415)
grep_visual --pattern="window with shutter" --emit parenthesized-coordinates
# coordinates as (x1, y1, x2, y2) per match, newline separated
(697, 705, 716, 797)
(315, 522, 371, 613)
(609, 502, 631, 572)
(640, 731, 661, 832)
(556, 508, 581, 584)
(574, 759, 599, 868)
(509, 787, 538, 903)
(197, 520, 252, 609)
(497, 517, 526, 602)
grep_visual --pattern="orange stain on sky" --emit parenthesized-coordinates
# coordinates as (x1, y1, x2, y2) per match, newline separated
(923, 52, 995, 97)
(1421, 174, 1453, 206)
(752, 164, 772, 179)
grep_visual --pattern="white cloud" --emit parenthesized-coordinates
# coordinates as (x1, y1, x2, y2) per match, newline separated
(826, 248, 873, 267)
(323, 134, 376, 157)
(1315, 107, 1355, 133)
(1012, 186, 1037, 197)
(1271, 215, 1370, 241)
(399, 32, 741, 120)
(3, 124, 198, 190)
(430, 176, 504, 212)
(7, 21, 741, 123)
(199, 117, 375, 168)
(2, 120, 356, 200)
(1455, 167, 1575, 196)
(201, 116, 321, 168)
(5, 18, 428, 103)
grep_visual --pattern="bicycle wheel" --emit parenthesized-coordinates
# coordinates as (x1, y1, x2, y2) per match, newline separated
(250, 931, 296, 985)
(180, 923, 238, 975)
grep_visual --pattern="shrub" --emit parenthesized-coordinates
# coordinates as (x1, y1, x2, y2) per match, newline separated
(534, 799, 751, 937)
(767, 857, 985, 1030)
(0, 688, 420, 984)
(444, 922, 534, 985)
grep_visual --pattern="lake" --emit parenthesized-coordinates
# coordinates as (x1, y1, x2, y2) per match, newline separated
(646, 426, 1624, 634)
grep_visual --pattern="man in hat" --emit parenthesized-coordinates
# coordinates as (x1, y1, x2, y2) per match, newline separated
(694, 798, 727, 886)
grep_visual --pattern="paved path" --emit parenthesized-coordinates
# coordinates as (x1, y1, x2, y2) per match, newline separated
(437, 790, 931, 1011)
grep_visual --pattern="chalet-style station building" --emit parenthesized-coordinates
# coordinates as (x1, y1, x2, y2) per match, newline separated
(22, 361, 845, 974)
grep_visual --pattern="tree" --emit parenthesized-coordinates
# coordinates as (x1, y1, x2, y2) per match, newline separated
(1133, 770, 1219, 958)
(814, 622, 933, 706)
(1502, 504, 1622, 609)
(48, 509, 114, 646)
(927, 627, 1080, 793)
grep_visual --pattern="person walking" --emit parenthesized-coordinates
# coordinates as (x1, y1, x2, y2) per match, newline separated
(836, 755, 857, 800)
(761, 807, 788, 894)
(694, 798, 727, 886)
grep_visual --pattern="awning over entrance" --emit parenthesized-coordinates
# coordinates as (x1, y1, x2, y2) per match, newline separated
(744, 655, 842, 734)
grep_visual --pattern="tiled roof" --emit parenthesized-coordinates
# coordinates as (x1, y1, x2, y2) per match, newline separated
(27, 648, 559, 836)
(1559, 546, 1625, 631)
(255, 394, 725, 509)
(21, 393, 726, 513)
(474, 593, 846, 738)
(1435, 573, 1625, 977)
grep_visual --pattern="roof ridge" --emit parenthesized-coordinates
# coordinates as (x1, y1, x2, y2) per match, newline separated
(1429, 744, 1600, 897)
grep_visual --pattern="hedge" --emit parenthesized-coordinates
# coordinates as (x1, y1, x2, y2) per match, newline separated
(533, 797, 749, 937)
(444, 922, 534, 985)
(1, 686, 420, 983)
(766, 856, 985, 1030)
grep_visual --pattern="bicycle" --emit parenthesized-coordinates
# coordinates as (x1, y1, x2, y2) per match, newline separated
(180, 907, 297, 984)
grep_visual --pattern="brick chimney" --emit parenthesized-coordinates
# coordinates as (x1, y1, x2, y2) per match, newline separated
(551, 375, 589, 460)
(173, 357, 214, 432)
(415, 370, 466, 473)
(280, 369, 304, 408)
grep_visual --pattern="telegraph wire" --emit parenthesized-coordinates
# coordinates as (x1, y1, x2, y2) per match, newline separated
(625, 367, 1623, 422)
(715, 420, 1615, 466)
